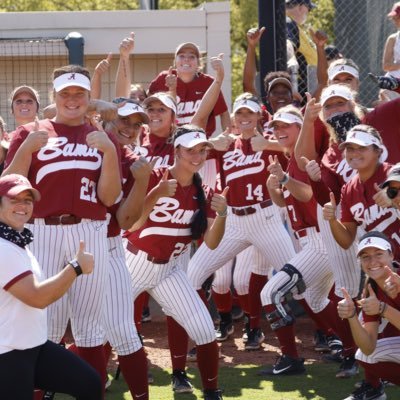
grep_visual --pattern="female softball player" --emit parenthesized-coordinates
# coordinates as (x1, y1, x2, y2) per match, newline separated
(124, 125, 228, 400)
(338, 231, 400, 400)
(3, 65, 121, 393)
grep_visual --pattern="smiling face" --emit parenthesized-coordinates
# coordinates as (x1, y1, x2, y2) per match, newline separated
(112, 114, 144, 147)
(344, 143, 380, 171)
(272, 121, 300, 151)
(234, 107, 259, 135)
(267, 83, 293, 114)
(54, 86, 90, 126)
(12, 92, 38, 125)
(175, 142, 209, 173)
(145, 99, 174, 137)
(359, 247, 393, 284)
(175, 48, 199, 78)
(0, 191, 34, 231)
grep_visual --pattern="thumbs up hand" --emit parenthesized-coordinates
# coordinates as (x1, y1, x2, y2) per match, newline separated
(358, 284, 380, 316)
(251, 129, 269, 152)
(337, 287, 357, 319)
(322, 192, 337, 221)
(25, 117, 49, 153)
(304, 92, 322, 123)
(383, 265, 400, 299)
(267, 154, 284, 181)
(372, 182, 392, 208)
(166, 66, 177, 92)
(211, 186, 229, 216)
(301, 156, 321, 182)
(94, 53, 112, 75)
(74, 240, 94, 275)
(156, 168, 178, 197)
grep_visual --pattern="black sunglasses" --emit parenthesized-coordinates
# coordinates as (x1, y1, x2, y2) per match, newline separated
(387, 187, 400, 199)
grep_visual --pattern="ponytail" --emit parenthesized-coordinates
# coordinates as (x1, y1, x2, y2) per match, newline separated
(191, 172, 208, 240)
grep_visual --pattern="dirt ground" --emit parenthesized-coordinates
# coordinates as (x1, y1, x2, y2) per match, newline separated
(129, 313, 322, 372)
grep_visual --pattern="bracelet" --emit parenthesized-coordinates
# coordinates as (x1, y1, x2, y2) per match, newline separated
(68, 259, 83, 277)
(279, 173, 289, 186)
(217, 208, 228, 218)
(379, 301, 387, 317)
(347, 308, 357, 319)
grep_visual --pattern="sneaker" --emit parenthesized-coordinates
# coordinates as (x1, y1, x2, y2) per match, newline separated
(42, 392, 55, 400)
(215, 321, 234, 341)
(242, 316, 250, 343)
(203, 388, 223, 400)
(141, 307, 152, 323)
(327, 334, 343, 355)
(258, 354, 306, 376)
(244, 328, 265, 350)
(187, 346, 197, 362)
(336, 355, 359, 378)
(105, 377, 112, 390)
(322, 350, 344, 363)
(171, 370, 194, 393)
(343, 381, 386, 400)
(232, 305, 244, 321)
(313, 330, 329, 352)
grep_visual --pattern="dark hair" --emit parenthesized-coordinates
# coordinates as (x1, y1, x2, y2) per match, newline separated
(263, 71, 291, 93)
(174, 124, 208, 240)
(52, 65, 91, 81)
(359, 231, 392, 297)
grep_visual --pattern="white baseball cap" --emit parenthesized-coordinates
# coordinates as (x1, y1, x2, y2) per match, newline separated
(338, 129, 382, 150)
(357, 235, 392, 257)
(117, 102, 149, 123)
(53, 72, 91, 92)
(232, 98, 261, 114)
(143, 93, 177, 114)
(175, 42, 201, 59)
(174, 130, 213, 149)
(320, 84, 353, 106)
(328, 64, 359, 81)
(267, 77, 293, 94)
(269, 111, 303, 128)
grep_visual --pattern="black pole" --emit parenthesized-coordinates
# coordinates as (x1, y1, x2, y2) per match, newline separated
(258, 0, 287, 102)
(64, 32, 85, 66)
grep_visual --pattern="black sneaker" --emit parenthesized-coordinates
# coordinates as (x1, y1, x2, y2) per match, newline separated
(343, 380, 386, 400)
(327, 334, 343, 354)
(215, 320, 234, 341)
(171, 370, 194, 393)
(141, 307, 152, 323)
(258, 354, 306, 376)
(187, 346, 197, 362)
(244, 328, 265, 350)
(204, 388, 223, 400)
(322, 350, 344, 363)
(42, 392, 55, 400)
(313, 330, 329, 352)
(336, 355, 359, 378)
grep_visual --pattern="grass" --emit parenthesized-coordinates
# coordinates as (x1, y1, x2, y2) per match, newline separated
(55, 363, 400, 399)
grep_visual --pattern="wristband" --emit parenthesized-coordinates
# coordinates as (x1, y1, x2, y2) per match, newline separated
(279, 173, 289, 186)
(217, 208, 228, 218)
(69, 259, 83, 277)
(379, 301, 387, 317)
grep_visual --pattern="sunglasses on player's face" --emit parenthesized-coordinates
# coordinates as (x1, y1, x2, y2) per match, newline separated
(387, 186, 400, 199)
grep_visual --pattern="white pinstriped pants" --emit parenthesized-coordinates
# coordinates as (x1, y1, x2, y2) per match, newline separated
(103, 236, 142, 355)
(261, 227, 334, 313)
(356, 336, 400, 364)
(125, 247, 216, 345)
(188, 203, 296, 291)
(27, 219, 108, 347)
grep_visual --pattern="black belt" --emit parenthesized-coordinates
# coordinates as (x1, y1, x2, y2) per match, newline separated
(127, 242, 170, 264)
(294, 226, 320, 239)
(28, 215, 82, 225)
(231, 199, 273, 216)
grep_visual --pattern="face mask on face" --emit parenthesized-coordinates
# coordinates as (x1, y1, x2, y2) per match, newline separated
(326, 112, 361, 142)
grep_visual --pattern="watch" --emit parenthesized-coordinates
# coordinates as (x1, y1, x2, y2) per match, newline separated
(69, 259, 83, 277)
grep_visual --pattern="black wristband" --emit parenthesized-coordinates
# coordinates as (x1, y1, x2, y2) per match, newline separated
(69, 259, 82, 277)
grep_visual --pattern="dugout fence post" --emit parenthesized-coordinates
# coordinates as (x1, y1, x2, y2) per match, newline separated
(64, 32, 84, 66)
(258, 0, 287, 102)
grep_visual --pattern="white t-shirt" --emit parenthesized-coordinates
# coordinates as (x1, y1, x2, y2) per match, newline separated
(0, 237, 47, 354)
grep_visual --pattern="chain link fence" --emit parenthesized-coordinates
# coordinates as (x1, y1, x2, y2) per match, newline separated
(310, 0, 397, 106)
